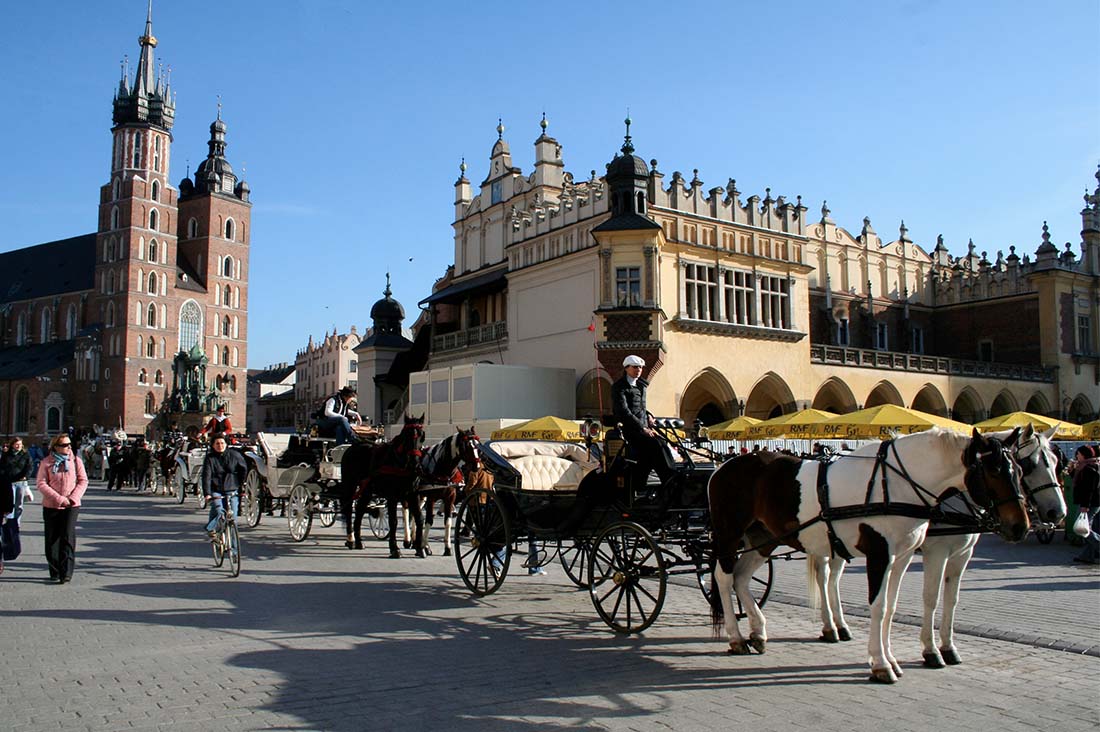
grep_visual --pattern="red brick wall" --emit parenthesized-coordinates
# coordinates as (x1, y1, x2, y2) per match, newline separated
(930, 296, 1042, 363)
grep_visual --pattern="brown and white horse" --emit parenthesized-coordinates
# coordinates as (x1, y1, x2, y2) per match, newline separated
(707, 427, 1029, 683)
(419, 428, 482, 556)
(808, 424, 1066, 668)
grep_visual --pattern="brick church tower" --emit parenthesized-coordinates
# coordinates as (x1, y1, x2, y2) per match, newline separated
(84, 4, 250, 433)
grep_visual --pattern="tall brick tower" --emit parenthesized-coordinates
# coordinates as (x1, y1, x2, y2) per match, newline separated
(94, 3, 178, 431)
(177, 106, 252, 422)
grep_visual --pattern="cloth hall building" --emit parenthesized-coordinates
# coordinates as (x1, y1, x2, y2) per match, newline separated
(0, 9, 251, 441)
(383, 118, 1099, 431)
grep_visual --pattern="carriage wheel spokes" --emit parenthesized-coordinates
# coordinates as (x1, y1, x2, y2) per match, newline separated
(242, 469, 263, 528)
(588, 522, 666, 634)
(173, 471, 187, 505)
(287, 484, 313, 542)
(558, 538, 592, 588)
(317, 498, 338, 528)
(454, 489, 510, 597)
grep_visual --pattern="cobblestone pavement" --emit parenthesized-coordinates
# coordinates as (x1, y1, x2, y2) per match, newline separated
(1, 484, 1097, 732)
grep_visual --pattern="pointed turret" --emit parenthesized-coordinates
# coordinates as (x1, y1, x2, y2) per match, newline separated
(594, 116, 659, 232)
(112, 1, 175, 131)
(191, 103, 246, 198)
(1081, 164, 1100, 274)
(533, 113, 564, 189)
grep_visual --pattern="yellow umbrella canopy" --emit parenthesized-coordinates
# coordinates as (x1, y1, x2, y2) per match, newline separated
(707, 416, 762, 440)
(1080, 420, 1100, 440)
(491, 416, 587, 441)
(744, 409, 838, 439)
(816, 404, 972, 440)
(973, 411, 1082, 439)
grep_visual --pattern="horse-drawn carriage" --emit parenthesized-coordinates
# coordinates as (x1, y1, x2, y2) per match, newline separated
(453, 420, 774, 634)
(240, 433, 357, 541)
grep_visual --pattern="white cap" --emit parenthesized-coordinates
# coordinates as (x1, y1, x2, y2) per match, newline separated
(623, 355, 645, 367)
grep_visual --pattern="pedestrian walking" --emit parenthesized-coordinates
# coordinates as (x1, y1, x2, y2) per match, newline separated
(131, 438, 151, 492)
(36, 433, 88, 583)
(1070, 445, 1100, 565)
(0, 438, 34, 572)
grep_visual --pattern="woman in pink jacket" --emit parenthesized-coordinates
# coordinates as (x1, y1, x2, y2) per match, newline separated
(36, 433, 88, 583)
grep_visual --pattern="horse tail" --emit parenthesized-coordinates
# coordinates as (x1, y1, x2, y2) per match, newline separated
(709, 570, 725, 636)
(806, 553, 822, 611)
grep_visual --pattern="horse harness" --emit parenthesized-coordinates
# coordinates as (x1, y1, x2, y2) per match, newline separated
(812, 438, 1019, 559)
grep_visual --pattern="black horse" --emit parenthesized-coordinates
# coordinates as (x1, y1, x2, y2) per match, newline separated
(339, 415, 426, 558)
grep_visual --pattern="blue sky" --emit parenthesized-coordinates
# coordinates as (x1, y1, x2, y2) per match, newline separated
(0, 1, 1096, 369)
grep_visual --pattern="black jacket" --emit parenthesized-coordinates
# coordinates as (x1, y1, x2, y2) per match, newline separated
(201, 448, 249, 496)
(132, 447, 151, 472)
(0, 450, 32, 483)
(612, 376, 650, 435)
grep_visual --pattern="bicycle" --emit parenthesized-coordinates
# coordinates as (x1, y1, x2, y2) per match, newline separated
(204, 493, 241, 577)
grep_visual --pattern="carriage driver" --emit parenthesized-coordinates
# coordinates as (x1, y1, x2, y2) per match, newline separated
(318, 386, 359, 445)
(198, 405, 233, 439)
(611, 355, 677, 487)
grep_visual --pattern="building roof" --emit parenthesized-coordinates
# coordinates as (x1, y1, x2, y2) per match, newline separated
(419, 266, 507, 306)
(0, 234, 96, 304)
(0, 341, 75, 379)
(251, 364, 295, 384)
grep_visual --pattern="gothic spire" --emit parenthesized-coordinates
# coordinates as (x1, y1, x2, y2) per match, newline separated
(112, 1, 174, 130)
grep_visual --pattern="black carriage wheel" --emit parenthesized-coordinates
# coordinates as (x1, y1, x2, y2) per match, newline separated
(695, 556, 773, 619)
(365, 498, 389, 539)
(174, 471, 187, 505)
(454, 489, 511, 597)
(588, 522, 666, 634)
(558, 538, 592, 589)
(242, 469, 263, 528)
(287, 484, 313, 542)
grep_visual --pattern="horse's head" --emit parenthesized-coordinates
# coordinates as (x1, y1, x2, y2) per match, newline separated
(1003, 424, 1067, 523)
(963, 428, 1029, 542)
(396, 414, 426, 469)
(456, 426, 482, 472)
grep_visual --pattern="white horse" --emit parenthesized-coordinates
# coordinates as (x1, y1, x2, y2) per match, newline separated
(708, 428, 1029, 683)
(807, 424, 1065, 669)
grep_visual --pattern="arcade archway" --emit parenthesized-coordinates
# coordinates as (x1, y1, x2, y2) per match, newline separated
(744, 372, 796, 420)
(865, 381, 904, 409)
(910, 384, 948, 417)
(811, 378, 857, 414)
(679, 367, 737, 425)
(952, 388, 985, 424)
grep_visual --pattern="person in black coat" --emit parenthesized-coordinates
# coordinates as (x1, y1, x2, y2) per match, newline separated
(611, 355, 676, 488)
(131, 439, 152, 492)
(200, 433, 248, 537)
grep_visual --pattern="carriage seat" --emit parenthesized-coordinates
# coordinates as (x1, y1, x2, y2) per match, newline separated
(490, 441, 599, 492)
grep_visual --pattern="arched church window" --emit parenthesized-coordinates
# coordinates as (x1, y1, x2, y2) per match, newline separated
(154, 369, 164, 386)
(132, 132, 142, 168)
(110, 207, 119, 231)
(148, 303, 157, 328)
(40, 307, 51, 342)
(14, 387, 30, 433)
(222, 346, 229, 366)
(222, 316, 231, 336)
(223, 287, 232, 307)
(151, 180, 159, 201)
(149, 239, 157, 263)
(188, 218, 198, 239)
(148, 271, 158, 296)
(225, 219, 235, 241)
(145, 393, 156, 415)
(178, 300, 203, 353)
(223, 256, 233, 278)
(65, 305, 77, 339)
(149, 209, 158, 231)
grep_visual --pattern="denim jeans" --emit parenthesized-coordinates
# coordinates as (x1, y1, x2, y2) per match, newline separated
(318, 415, 353, 445)
(205, 492, 240, 533)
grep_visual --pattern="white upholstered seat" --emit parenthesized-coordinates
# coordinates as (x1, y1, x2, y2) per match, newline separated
(489, 441, 599, 492)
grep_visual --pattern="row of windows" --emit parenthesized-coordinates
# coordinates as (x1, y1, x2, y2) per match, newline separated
(210, 345, 241, 367)
(137, 369, 165, 386)
(185, 218, 237, 241)
(111, 177, 161, 203)
(113, 131, 165, 175)
(671, 263, 793, 329)
(108, 207, 238, 245)
(660, 218, 801, 262)
(14, 306, 78, 346)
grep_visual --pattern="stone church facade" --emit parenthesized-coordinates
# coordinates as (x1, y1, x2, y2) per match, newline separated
(0, 8, 251, 441)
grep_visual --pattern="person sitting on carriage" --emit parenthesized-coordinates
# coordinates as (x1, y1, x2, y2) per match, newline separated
(611, 355, 677, 489)
(198, 405, 233, 440)
(316, 386, 359, 446)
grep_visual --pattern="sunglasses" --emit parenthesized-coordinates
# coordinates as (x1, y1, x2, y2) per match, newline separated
(57, 442, 72, 447)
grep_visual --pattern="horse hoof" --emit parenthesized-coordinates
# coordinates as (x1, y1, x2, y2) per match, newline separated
(747, 637, 767, 654)
(403, 540, 411, 549)
(922, 652, 946, 669)
(443, 547, 452, 557)
(423, 545, 433, 556)
(415, 549, 426, 558)
(889, 660, 904, 678)
(838, 627, 852, 642)
(819, 630, 839, 643)
(727, 642, 751, 655)
(389, 549, 402, 559)
(869, 668, 898, 684)
(354, 541, 363, 550)
(344, 540, 355, 550)
(940, 648, 962, 665)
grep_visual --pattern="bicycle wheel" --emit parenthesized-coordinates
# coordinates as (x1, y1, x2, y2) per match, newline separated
(212, 518, 225, 567)
(227, 520, 241, 577)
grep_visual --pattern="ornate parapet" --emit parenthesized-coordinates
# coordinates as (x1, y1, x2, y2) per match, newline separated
(809, 344, 1055, 382)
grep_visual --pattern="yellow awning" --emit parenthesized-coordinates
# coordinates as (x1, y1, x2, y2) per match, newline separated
(816, 404, 972, 440)
(1079, 420, 1100, 440)
(707, 416, 762, 440)
(491, 416, 587, 441)
(972, 411, 1082, 439)
(744, 409, 838, 439)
